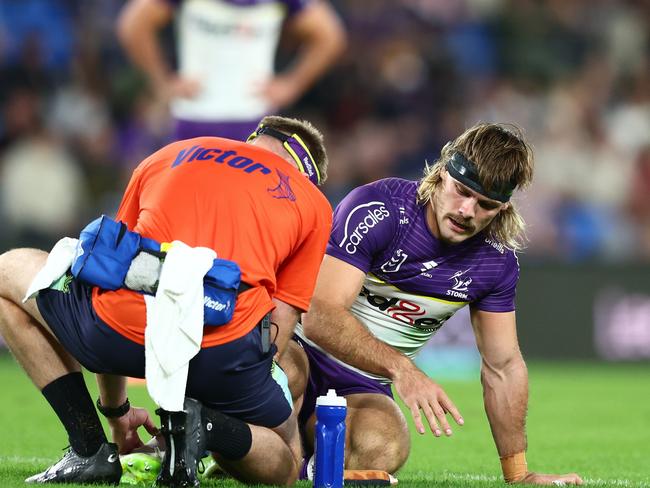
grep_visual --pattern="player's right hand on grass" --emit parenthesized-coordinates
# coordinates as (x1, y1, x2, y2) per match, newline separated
(392, 363, 464, 437)
(516, 472, 583, 485)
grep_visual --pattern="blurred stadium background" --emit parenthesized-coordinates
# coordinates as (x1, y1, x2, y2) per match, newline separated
(0, 1, 649, 486)
(1, 0, 649, 365)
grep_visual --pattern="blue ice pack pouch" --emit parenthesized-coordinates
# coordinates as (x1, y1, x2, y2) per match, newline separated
(202, 258, 242, 326)
(71, 215, 142, 290)
(71, 215, 243, 326)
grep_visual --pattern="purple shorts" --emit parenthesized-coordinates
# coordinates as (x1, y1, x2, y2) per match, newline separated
(293, 335, 393, 428)
(173, 118, 261, 142)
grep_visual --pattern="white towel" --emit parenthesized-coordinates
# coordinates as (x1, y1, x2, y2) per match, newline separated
(144, 241, 216, 411)
(23, 237, 79, 302)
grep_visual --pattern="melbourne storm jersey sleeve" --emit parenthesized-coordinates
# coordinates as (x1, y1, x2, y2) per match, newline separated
(326, 184, 398, 273)
(296, 178, 520, 383)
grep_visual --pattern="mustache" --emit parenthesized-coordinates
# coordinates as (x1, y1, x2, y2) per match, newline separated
(448, 214, 475, 232)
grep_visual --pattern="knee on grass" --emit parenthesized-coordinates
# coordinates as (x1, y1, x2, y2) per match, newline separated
(347, 430, 410, 473)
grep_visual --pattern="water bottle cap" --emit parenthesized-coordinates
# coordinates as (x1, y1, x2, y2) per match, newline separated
(316, 389, 347, 407)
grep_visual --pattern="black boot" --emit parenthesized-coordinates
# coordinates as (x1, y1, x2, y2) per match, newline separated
(25, 442, 121, 484)
(155, 398, 206, 487)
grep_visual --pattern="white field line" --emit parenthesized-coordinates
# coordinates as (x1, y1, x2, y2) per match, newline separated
(0, 455, 56, 464)
(1, 458, 648, 487)
(408, 471, 650, 487)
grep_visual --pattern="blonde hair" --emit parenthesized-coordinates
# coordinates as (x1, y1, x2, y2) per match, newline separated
(416, 123, 534, 251)
(258, 115, 329, 184)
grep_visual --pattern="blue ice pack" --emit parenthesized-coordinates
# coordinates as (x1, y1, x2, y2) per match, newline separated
(202, 258, 241, 326)
(71, 215, 243, 326)
(71, 216, 148, 290)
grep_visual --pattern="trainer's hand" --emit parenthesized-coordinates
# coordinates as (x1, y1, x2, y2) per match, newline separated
(392, 364, 463, 437)
(516, 472, 583, 485)
(108, 406, 160, 454)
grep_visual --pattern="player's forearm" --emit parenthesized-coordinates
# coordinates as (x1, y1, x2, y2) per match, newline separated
(481, 354, 529, 456)
(116, 1, 172, 89)
(96, 374, 128, 408)
(282, 15, 346, 94)
(119, 28, 170, 89)
(303, 302, 411, 379)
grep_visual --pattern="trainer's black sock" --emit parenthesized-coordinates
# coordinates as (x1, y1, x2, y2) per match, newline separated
(41, 372, 107, 456)
(201, 406, 252, 460)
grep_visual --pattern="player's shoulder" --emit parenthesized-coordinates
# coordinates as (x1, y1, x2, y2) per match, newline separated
(473, 235, 520, 269)
(349, 178, 417, 204)
(367, 177, 417, 193)
(335, 178, 417, 226)
(482, 236, 514, 255)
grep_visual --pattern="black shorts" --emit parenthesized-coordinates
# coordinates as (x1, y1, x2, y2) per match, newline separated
(36, 277, 291, 428)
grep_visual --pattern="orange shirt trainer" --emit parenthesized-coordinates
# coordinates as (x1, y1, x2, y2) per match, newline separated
(92, 136, 332, 347)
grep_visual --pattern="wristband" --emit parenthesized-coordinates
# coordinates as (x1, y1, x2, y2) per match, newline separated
(500, 452, 528, 483)
(96, 397, 130, 418)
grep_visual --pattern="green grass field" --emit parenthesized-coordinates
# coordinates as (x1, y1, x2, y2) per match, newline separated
(1, 353, 648, 487)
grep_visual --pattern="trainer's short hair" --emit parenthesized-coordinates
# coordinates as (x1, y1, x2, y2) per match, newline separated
(258, 115, 329, 184)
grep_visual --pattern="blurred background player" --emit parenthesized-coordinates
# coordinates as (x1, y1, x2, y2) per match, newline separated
(0, 115, 332, 486)
(116, 0, 347, 141)
(284, 123, 583, 485)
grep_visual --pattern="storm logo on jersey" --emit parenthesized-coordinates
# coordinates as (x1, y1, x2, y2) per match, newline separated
(447, 269, 473, 299)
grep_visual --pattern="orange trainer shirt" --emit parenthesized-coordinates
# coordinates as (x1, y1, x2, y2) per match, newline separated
(92, 136, 332, 347)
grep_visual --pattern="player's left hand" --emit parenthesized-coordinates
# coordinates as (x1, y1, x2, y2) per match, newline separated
(107, 406, 160, 454)
(516, 472, 583, 485)
(255, 75, 303, 111)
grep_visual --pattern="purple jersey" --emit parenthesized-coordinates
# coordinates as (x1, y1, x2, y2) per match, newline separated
(168, 0, 312, 138)
(296, 178, 519, 382)
(168, 0, 308, 15)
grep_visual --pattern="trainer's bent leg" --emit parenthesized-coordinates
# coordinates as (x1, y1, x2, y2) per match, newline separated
(0, 249, 81, 387)
(213, 411, 302, 486)
(303, 392, 410, 473)
(0, 249, 111, 466)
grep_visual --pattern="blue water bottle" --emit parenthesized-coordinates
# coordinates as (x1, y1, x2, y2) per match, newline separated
(314, 389, 347, 488)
